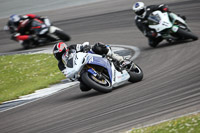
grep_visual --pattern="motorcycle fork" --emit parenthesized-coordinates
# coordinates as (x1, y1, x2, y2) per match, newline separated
(86, 65, 104, 80)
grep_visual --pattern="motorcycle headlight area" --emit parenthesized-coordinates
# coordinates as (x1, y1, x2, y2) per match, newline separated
(148, 15, 161, 25)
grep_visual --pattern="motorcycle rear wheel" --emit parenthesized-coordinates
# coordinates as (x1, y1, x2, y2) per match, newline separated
(81, 72, 112, 93)
(22, 43, 30, 49)
(22, 40, 35, 49)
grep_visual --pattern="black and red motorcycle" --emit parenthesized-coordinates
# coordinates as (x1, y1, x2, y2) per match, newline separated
(5, 18, 71, 49)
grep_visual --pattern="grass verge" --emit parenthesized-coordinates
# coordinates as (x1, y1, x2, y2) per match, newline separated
(130, 113, 200, 133)
(0, 54, 66, 103)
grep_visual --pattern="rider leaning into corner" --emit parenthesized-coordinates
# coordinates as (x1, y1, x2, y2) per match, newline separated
(53, 42, 132, 81)
(5, 14, 50, 46)
(132, 2, 186, 47)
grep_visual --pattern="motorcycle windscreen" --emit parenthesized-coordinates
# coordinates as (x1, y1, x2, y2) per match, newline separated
(31, 19, 47, 35)
(87, 56, 112, 81)
(148, 11, 173, 32)
(148, 14, 161, 25)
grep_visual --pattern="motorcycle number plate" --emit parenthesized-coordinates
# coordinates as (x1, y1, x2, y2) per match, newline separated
(172, 26, 179, 32)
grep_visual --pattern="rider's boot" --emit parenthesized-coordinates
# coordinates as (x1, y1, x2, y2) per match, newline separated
(106, 46, 123, 62)
(120, 59, 133, 69)
(106, 47, 132, 70)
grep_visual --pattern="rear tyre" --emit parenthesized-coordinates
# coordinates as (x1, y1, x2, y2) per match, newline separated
(55, 30, 71, 41)
(176, 28, 198, 41)
(128, 64, 143, 83)
(22, 40, 34, 49)
(81, 72, 112, 93)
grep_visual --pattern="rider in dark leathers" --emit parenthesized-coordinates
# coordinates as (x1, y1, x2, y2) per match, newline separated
(7, 14, 49, 45)
(132, 2, 186, 47)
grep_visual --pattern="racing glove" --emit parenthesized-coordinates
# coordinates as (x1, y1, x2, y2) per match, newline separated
(177, 14, 186, 20)
(158, 4, 169, 12)
(76, 42, 91, 52)
(82, 42, 91, 52)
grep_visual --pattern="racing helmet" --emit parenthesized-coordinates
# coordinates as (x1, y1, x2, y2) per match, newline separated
(132, 2, 146, 16)
(9, 14, 21, 27)
(53, 42, 69, 61)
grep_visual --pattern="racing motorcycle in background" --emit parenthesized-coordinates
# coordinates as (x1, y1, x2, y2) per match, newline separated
(65, 50, 143, 93)
(5, 18, 71, 49)
(147, 10, 198, 47)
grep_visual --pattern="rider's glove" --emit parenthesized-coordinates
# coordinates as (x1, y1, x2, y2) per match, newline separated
(177, 14, 186, 20)
(82, 42, 91, 52)
(159, 4, 169, 12)
(76, 42, 91, 52)
(82, 42, 90, 47)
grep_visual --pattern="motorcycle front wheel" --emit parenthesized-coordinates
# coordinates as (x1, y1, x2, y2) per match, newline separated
(128, 64, 143, 83)
(81, 72, 112, 93)
(54, 30, 71, 41)
(176, 28, 198, 41)
(79, 82, 92, 92)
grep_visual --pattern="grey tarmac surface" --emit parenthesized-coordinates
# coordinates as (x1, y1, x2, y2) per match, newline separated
(0, 0, 200, 133)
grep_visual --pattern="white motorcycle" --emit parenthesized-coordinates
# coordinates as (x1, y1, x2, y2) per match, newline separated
(148, 10, 198, 47)
(65, 50, 143, 93)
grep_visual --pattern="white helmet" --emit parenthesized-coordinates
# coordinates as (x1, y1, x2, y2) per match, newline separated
(132, 2, 146, 16)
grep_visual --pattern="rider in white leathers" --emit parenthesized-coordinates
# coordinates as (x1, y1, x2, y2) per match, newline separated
(53, 42, 130, 79)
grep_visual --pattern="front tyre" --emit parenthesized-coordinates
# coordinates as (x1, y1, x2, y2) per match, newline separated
(128, 64, 143, 83)
(54, 30, 71, 41)
(176, 28, 198, 41)
(81, 72, 112, 93)
(79, 82, 92, 92)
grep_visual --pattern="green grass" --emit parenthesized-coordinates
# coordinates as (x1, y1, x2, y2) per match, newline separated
(0, 54, 66, 103)
(130, 113, 200, 133)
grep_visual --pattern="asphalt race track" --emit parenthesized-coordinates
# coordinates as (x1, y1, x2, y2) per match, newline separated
(0, 0, 200, 133)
